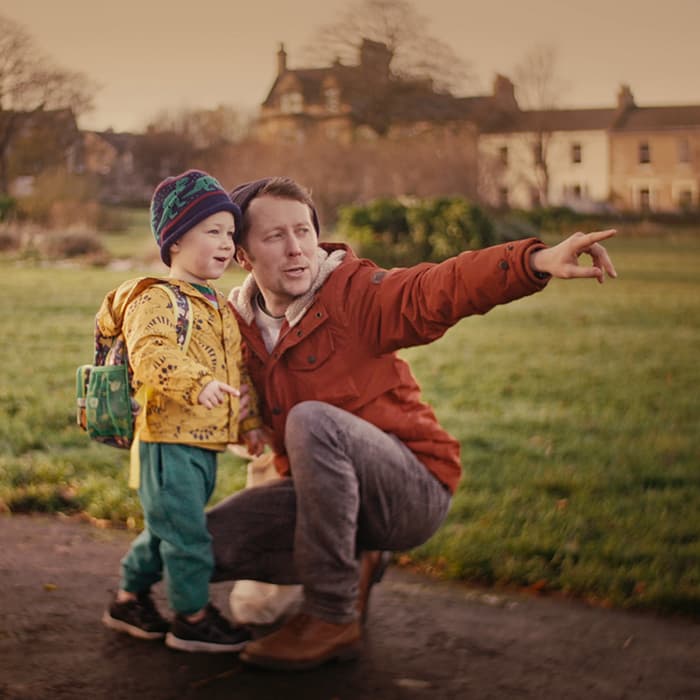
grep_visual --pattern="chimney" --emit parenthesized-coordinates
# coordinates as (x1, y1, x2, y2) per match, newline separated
(493, 74, 518, 111)
(359, 38, 392, 81)
(277, 43, 287, 75)
(617, 84, 636, 112)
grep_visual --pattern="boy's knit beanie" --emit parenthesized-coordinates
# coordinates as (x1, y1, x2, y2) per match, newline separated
(150, 169, 241, 265)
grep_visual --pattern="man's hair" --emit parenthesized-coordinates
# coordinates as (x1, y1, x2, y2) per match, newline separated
(231, 176, 319, 249)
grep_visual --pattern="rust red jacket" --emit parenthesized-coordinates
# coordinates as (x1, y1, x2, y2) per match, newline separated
(230, 239, 549, 493)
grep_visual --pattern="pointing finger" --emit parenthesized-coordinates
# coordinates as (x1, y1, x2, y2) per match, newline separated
(579, 229, 617, 248)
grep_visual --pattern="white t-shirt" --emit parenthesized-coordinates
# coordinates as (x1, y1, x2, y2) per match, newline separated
(253, 294, 285, 353)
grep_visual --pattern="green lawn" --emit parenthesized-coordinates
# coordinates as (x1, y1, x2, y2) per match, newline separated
(0, 232, 698, 615)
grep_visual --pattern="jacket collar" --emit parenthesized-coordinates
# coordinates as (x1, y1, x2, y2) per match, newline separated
(230, 245, 346, 328)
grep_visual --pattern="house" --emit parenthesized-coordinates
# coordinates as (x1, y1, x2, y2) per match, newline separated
(609, 86, 700, 212)
(254, 41, 700, 213)
(255, 39, 513, 146)
(477, 105, 615, 211)
(81, 130, 151, 203)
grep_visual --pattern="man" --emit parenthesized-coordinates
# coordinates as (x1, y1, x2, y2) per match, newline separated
(207, 176, 617, 671)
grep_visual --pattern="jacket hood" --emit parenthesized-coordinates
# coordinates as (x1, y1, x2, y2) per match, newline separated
(96, 277, 196, 338)
(229, 244, 347, 327)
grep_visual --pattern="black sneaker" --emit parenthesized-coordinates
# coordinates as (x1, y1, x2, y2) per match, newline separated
(165, 603, 251, 653)
(102, 591, 169, 640)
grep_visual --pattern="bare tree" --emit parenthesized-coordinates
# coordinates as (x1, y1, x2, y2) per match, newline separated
(217, 129, 478, 227)
(512, 44, 568, 206)
(144, 105, 252, 150)
(301, 0, 472, 93)
(136, 105, 253, 185)
(0, 13, 95, 194)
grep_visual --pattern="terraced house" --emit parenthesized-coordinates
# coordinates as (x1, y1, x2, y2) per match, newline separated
(254, 41, 700, 214)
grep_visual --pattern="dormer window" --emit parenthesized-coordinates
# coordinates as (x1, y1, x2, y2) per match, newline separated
(324, 87, 340, 113)
(280, 91, 303, 114)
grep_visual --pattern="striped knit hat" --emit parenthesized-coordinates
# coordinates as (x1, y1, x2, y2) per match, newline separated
(150, 169, 241, 265)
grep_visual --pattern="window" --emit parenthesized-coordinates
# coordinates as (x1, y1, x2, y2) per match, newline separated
(678, 139, 691, 164)
(530, 188, 541, 208)
(280, 91, 303, 113)
(678, 190, 694, 210)
(533, 142, 543, 165)
(498, 146, 508, 166)
(498, 186, 509, 208)
(571, 143, 582, 164)
(572, 184, 582, 199)
(324, 87, 340, 113)
(639, 142, 651, 164)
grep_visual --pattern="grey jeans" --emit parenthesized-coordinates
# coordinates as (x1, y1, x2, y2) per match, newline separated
(208, 401, 452, 623)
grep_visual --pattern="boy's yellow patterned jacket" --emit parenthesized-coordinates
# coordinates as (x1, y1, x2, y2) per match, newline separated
(95, 277, 260, 451)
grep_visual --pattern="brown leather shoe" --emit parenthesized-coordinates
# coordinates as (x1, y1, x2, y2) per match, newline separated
(239, 613, 361, 671)
(357, 550, 391, 624)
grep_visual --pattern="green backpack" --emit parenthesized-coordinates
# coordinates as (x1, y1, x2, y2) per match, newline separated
(76, 280, 192, 449)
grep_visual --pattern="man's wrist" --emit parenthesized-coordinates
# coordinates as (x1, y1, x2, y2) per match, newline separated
(529, 249, 551, 280)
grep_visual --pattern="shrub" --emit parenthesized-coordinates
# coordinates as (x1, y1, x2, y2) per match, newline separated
(0, 195, 17, 222)
(492, 214, 540, 242)
(41, 231, 106, 260)
(0, 229, 20, 252)
(96, 206, 131, 233)
(339, 196, 498, 267)
(16, 169, 98, 228)
(519, 206, 579, 235)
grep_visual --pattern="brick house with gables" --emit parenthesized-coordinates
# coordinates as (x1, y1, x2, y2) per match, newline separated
(254, 39, 517, 146)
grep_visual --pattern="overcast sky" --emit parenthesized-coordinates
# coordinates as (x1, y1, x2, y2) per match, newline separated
(4, 0, 699, 132)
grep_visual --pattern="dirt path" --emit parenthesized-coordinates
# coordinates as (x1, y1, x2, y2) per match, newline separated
(1, 514, 698, 699)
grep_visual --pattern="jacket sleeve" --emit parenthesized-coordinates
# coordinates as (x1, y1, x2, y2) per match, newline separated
(123, 286, 213, 406)
(238, 352, 263, 434)
(345, 237, 550, 354)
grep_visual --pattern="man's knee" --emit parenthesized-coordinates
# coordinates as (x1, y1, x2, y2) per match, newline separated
(286, 401, 339, 451)
(286, 401, 330, 432)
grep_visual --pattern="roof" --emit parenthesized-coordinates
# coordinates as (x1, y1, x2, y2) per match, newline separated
(612, 104, 700, 131)
(90, 130, 142, 153)
(260, 45, 700, 137)
(261, 57, 499, 129)
(479, 108, 617, 134)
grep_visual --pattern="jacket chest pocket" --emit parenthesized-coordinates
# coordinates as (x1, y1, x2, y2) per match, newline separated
(282, 328, 359, 404)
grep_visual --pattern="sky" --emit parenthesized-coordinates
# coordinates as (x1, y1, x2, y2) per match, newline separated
(3, 0, 699, 133)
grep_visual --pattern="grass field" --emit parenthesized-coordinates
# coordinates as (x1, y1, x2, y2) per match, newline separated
(0, 231, 698, 615)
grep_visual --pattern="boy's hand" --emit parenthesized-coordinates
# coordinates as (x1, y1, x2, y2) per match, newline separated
(198, 380, 240, 409)
(242, 428, 266, 456)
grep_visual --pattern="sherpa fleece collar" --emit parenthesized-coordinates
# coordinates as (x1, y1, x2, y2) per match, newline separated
(229, 246, 346, 328)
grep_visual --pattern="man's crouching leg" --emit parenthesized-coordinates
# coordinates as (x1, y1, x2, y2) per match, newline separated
(240, 401, 450, 671)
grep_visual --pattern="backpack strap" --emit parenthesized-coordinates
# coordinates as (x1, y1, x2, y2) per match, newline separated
(128, 283, 192, 489)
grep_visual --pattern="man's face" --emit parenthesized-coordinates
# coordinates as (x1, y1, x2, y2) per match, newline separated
(237, 195, 319, 316)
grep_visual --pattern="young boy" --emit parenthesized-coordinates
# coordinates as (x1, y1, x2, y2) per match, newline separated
(102, 169, 264, 653)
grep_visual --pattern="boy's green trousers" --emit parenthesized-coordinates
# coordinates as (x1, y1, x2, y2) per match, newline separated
(120, 442, 217, 615)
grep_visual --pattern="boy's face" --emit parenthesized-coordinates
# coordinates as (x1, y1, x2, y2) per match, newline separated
(235, 195, 319, 317)
(168, 211, 236, 284)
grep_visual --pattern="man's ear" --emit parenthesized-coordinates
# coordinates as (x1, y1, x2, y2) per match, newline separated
(235, 246, 253, 271)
